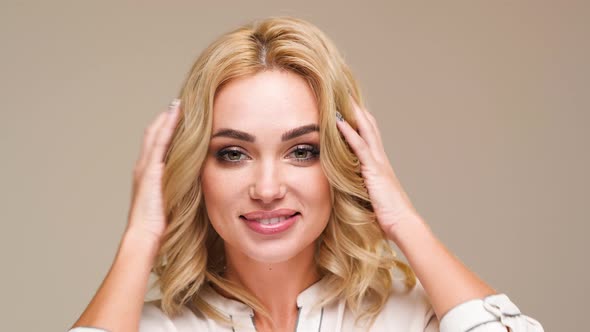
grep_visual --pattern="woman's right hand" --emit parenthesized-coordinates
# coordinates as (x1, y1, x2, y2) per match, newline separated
(69, 99, 182, 332)
(125, 99, 181, 243)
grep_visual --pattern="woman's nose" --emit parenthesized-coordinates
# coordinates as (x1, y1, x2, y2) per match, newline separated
(248, 162, 286, 204)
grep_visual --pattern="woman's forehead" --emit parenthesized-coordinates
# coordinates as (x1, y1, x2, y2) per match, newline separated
(212, 70, 319, 129)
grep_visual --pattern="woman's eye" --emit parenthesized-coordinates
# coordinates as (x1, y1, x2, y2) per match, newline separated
(215, 145, 320, 164)
(216, 149, 248, 163)
(289, 145, 320, 162)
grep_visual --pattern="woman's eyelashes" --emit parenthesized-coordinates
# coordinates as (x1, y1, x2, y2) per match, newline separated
(215, 144, 320, 165)
(290, 144, 320, 162)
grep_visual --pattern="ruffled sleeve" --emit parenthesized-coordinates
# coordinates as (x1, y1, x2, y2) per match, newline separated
(424, 293, 544, 331)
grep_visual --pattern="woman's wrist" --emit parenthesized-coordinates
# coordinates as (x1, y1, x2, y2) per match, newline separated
(71, 224, 162, 331)
(385, 213, 429, 244)
(121, 226, 162, 260)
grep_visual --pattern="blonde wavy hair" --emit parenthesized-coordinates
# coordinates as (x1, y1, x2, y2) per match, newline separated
(152, 16, 416, 329)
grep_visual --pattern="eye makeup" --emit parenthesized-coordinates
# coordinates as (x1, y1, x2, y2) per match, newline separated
(215, 144, 320, 165)
(288, 144, 320, 163)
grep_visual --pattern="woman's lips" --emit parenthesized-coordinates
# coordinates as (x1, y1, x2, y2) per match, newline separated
(241, 208, 299, 220)
(240, 213, 300, 235)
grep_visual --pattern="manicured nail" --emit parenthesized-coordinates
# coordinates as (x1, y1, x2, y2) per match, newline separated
(167, 98, 181, 112)
(335, 111, 344, 122)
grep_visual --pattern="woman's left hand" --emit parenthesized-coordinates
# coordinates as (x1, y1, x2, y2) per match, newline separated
(335, 95, 422, 238)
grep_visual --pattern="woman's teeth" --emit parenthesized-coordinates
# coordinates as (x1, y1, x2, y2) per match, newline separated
(256, 216, 288, 225)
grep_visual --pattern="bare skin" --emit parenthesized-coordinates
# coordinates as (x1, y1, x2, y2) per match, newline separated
(200, 70, 333, 331)
(335, 97, 505, 329)
(70, 100, 182, 331)
(71, 75, 516, 332)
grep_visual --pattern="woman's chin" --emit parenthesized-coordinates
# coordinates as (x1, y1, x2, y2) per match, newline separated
(241, 244, 301, 264)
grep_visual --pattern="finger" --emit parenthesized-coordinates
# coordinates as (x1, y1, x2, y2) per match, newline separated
(131, 111, 169, 204)
(147, 99, 181, 167)
(133, 99, 180, 197)
(350, 97, 389, 163)
(357, 102, 386, 159)
(335, 112, 375, 166)
(348, 96, 382, 156)
(135, 111, 170, 177)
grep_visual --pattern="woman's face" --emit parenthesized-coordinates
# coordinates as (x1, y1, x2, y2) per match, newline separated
(201, 69, 332, 264)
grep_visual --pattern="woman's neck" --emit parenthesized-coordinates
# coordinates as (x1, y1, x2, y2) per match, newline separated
(215, 241, 321, 329)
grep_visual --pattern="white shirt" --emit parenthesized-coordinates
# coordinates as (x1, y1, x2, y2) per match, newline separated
(69, 277, 544, 331)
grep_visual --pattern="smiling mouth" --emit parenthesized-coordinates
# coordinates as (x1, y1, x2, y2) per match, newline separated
(240, 212, 300, 223)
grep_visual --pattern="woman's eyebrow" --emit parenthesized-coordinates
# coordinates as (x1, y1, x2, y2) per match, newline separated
(211, 124, 319, 142)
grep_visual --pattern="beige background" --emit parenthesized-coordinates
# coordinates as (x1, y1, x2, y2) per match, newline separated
(1, 1, 587, 331)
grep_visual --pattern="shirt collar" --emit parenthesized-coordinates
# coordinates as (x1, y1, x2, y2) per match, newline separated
(200, 276, 330, 318)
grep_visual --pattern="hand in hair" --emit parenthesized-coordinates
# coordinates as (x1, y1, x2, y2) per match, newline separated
(70, 99, 182, 332)
(335, 95, 420, 237)
(335, 96, 505, 323)
(126, 99, 182, 242)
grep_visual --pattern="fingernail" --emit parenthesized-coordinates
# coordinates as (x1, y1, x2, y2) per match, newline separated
(335, 111, 344, 122)
(167, 98, 181, 112)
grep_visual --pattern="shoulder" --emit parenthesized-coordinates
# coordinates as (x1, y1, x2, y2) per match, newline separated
(384, 276, 432, 308)
(139, 300, 175, 331)
(140, 299, 207, 332)
(339, 277, 436, 330)
(377, 277, 436, 326)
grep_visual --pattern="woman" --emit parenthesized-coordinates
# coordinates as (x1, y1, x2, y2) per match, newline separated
(70, 16, 544, 332)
